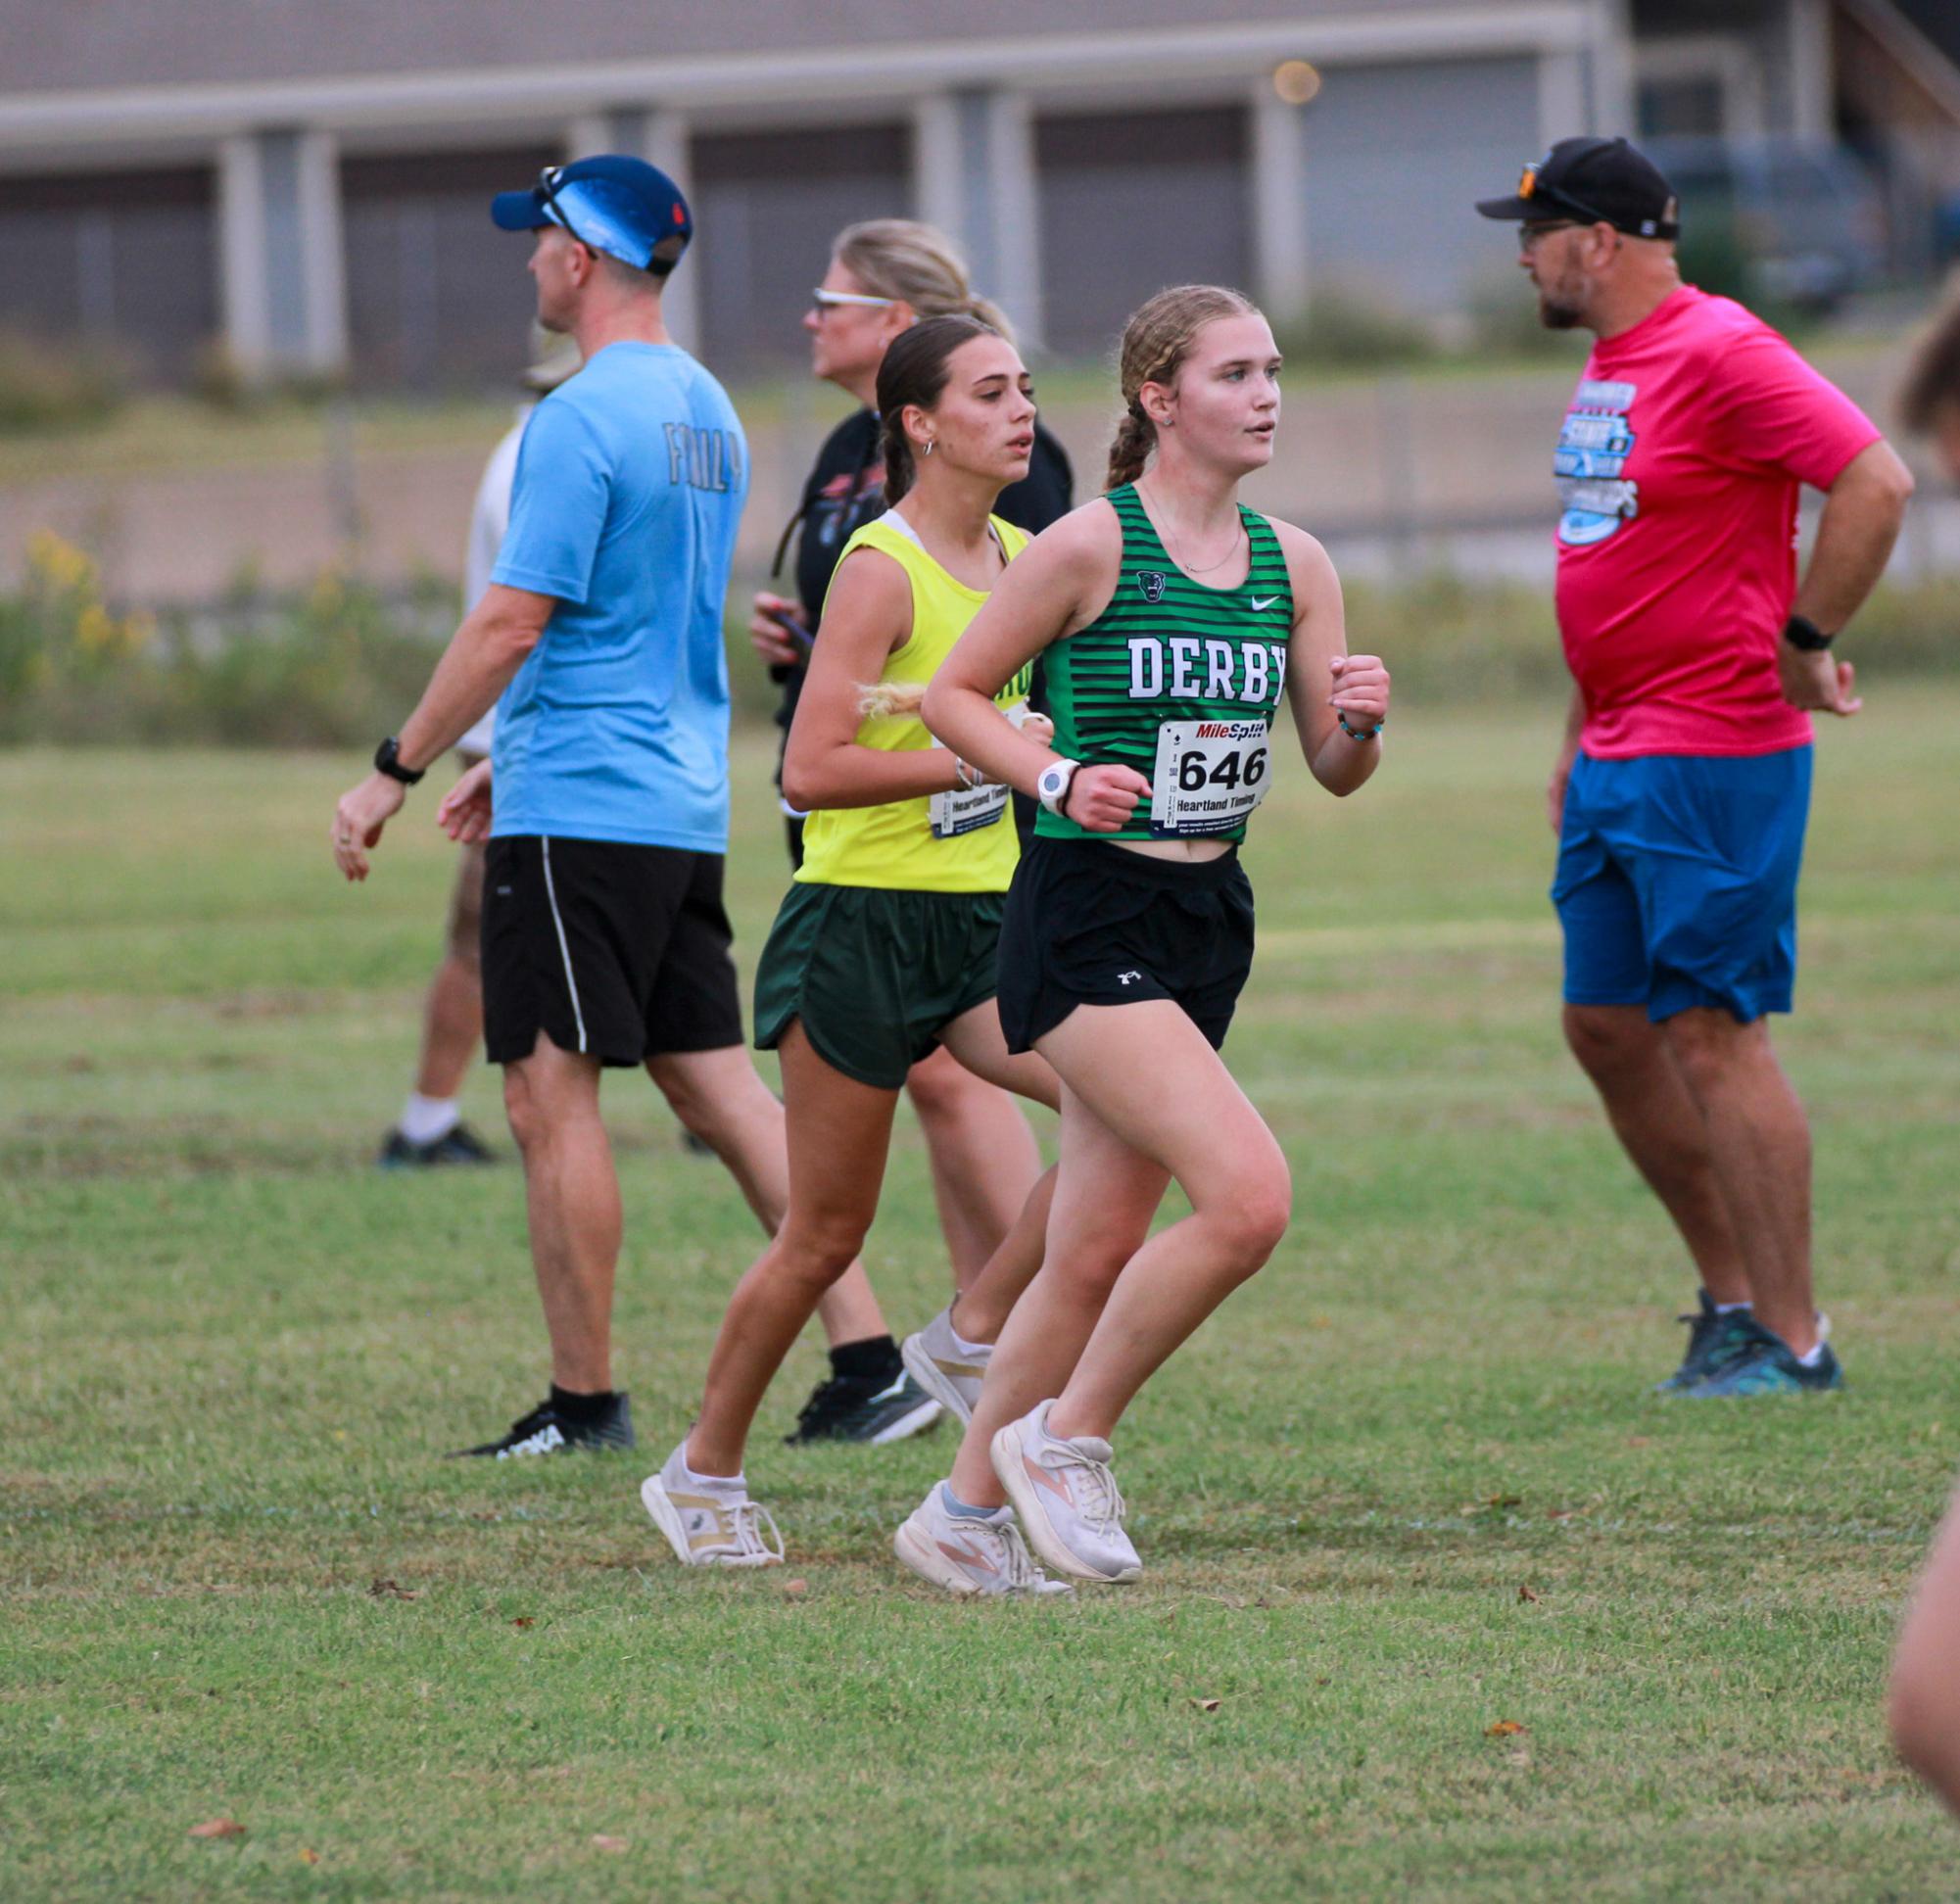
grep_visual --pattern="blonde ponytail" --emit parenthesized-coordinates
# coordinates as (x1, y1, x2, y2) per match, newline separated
(856, 679, 927, 719)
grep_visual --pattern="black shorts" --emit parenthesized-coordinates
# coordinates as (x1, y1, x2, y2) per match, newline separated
(995, 836, 1255, 1054)
(482, 835, 744, 1068)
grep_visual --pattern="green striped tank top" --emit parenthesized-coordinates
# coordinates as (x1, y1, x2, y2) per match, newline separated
(1038, 483, 1294, 843)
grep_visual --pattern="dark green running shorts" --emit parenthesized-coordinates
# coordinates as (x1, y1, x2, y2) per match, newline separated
(753, 881, 1007, 1090)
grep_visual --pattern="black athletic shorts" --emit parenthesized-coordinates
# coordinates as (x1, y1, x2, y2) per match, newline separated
(482, 835, 744, 1067)
(995, 835, 1255, 1054)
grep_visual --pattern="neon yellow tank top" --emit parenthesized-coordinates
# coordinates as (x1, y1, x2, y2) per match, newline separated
(796, 510, 1031, 893)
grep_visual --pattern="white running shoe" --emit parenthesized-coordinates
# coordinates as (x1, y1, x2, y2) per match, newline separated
(901, 1308, 992, 1425)
(640, 1441, 784, 1569)
(892, 1484, 1073, 1598)
(991, 1401, 1141, 1584)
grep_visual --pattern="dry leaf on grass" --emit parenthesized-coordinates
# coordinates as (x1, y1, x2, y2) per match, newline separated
(592, 1834, 629, 1853)
(1485, 1719, 1527, 1737)
(299, 1848, 320, 1865)
(189, 1818, 246, 1839)
(781, 1578, 808, 1596)
(509, 1616, 535, 1629)
(1517, 1585, 1541, 1603)
(1190, 1697, 1222, 1713)
(367, 1578, 418, 1601)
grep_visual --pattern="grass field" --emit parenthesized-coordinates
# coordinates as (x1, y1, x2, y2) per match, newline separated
(6, 697, 1959, 1900)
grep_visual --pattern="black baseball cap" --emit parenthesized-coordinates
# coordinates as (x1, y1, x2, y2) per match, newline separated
(1475, 136, 1680, 241)
(491, 155, 693, 275)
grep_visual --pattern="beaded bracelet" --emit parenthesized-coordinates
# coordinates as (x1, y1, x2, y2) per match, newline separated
(1338, 711, 1385, 741)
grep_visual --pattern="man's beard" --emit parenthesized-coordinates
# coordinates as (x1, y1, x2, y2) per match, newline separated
(1538, 292, 1584, 330)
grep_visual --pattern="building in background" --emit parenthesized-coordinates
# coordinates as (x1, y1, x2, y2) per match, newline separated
(1, 0, 1955, 390)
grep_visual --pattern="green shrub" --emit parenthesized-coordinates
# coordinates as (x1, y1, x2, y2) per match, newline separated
(1348, 568, 1960, 704)
(1281, 287, 1438, 370)
(0, 534, 454, 746)
(1, 543, 1952, 747)
(0, 332, 128, 434)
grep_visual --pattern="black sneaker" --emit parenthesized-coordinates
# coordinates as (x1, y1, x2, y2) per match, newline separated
(1655, 1290, 1758, 1393)
(450, 1392, 636, 1458)
(783, 1369, 941, 1446)
(378, 1121, 498, 1168)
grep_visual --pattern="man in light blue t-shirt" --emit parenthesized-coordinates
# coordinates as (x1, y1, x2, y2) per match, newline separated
(330, 156, 906, 1462)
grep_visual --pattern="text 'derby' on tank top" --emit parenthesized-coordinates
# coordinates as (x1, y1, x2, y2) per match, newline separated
(1038, 484, 1293, 843)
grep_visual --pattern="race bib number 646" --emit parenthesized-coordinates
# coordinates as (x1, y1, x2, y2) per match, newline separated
(1150, 718, 1272, 836)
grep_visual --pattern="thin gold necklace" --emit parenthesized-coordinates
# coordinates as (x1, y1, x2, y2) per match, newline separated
(1139, 481, 1244, 575)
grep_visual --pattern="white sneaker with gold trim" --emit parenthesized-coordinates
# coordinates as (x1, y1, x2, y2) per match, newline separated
(640, 1441, 784, 1568)
(901, 1307, 991, 1425)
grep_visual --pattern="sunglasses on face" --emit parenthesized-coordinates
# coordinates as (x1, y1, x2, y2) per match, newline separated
(810, 288, 896, 315)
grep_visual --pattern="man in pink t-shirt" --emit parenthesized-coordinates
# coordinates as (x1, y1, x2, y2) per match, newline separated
(1476, 136, 1914, 1397)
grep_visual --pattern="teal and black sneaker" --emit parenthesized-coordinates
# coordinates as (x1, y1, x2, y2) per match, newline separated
(1655, 1291, 1758, 1393)
(1682, 1317, 1844, 1397)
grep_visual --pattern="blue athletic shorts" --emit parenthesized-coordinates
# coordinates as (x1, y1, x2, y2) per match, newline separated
(1552, 746, 1812, 1024)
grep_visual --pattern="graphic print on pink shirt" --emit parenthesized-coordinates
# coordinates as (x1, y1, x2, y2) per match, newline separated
(1552, 286, 1880, 759)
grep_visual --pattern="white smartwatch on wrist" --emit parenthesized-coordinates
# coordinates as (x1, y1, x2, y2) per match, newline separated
(1036, 758, 1080, 817)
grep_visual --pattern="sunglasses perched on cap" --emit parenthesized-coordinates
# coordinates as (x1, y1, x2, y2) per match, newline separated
(810, 287, 896, 315)
(534, 165, 593, 246)
(1514, 162, 1612, 230)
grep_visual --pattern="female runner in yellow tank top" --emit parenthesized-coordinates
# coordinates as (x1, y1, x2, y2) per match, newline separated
(640, 317, 1070, 1583)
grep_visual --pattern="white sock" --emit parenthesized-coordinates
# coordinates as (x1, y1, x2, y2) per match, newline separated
(1796, 1341, 1829, 1369)
(948, 1314, 992, 1358)
(399, 1093, 461, 1145)
(675, 1443, 746, 1495)
(939, 1482, 1008, 1522)
(1713, 1301, 1751, 1315)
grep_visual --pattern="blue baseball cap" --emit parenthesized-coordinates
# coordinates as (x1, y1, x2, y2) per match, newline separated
(491, 155, 693, 274)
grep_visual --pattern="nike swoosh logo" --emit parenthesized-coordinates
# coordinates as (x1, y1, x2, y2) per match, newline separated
(1250, 595, 1279, 612)
(1023, 1452, 1073, 1503)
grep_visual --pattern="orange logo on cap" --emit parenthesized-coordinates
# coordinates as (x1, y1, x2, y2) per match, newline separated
(1518, 165, 1538, 200)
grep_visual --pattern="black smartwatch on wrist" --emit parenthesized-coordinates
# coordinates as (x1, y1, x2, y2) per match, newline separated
(373, 737, 425, 785)
(1782, 614, 1835, 653)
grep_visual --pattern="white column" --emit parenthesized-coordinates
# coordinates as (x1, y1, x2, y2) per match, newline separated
(640, 109, 698, 355)
(296, 130, 347, 374)
(217, 134, 272, 381)
(982, 90, 1041, 350)
(1248, 79, 1310, 332)
(911, 92, 963, 237)
(909, 87, 1040, 345)
(217, 128, 345, 383)
(563, 114, 609, 161)
(1588, 0, 1637, 134)
(1537, 48, 1589, 144)
(1788, 0, 1833, 144)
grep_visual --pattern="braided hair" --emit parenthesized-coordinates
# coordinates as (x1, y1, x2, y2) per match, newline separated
(1105, 284, 1260, 490)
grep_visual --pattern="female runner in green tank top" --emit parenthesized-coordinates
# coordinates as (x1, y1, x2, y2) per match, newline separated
(898, 285, 1393, 1594)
